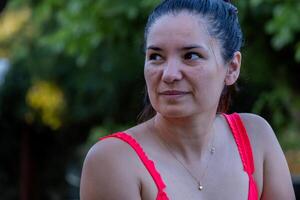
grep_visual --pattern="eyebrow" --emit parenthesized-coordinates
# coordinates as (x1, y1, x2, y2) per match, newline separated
(146, 46, 163, 51)
(146, 44, 208, 51)
(182, 45, 208, 51)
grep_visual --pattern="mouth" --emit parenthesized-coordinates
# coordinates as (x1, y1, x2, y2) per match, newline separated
(159, 90, 190, 95)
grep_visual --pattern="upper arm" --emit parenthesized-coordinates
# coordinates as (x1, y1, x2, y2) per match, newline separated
(240, 113, 295, 200)
(260, 120, 295, 200)
(80, 139, 142, 200)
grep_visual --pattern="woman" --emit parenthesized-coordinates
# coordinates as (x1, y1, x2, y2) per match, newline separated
(80, 0, 295, 199)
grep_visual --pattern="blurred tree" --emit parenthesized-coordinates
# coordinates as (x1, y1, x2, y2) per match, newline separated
(0, 0, 299, 199)
(235, 0, 300, 149)
(0, 0, 159, 199)
(0, 0, 8, 13)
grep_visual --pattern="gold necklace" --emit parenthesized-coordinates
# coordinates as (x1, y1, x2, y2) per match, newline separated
(155, 126, 216, 191)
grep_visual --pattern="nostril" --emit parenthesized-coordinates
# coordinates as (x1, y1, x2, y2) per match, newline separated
(162, 67, 183, 83)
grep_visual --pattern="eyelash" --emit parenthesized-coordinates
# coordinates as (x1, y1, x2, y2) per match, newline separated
(184, 52, 203, 60)
(148, 53, 162, 61)
(147, 52, 203, 62)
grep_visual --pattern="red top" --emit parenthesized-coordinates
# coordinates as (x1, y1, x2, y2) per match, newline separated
(99, 113, 258, 200)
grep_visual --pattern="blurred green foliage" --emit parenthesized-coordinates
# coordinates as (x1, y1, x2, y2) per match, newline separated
(236, 0, 300, 149)
(0, 0, 299, 199)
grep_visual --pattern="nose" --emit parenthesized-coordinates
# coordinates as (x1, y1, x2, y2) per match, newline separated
(162, 60, 183, 83)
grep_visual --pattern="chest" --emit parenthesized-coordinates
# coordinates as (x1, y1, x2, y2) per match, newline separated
(140, 141, 251, 200)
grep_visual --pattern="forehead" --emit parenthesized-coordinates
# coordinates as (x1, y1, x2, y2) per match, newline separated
(147, 12, 212, 48)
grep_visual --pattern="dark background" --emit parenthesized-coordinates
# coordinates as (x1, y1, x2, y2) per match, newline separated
(0, 0, 299, 199)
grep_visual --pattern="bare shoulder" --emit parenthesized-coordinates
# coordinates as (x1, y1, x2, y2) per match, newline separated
(83, 137, 140, 173)
(80, 137, 142, 200)
(238, 113, 295, 199)
(238, 112, 273, 136)
(238, 113, 277, 153)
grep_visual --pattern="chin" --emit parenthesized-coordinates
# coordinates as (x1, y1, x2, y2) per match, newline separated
(156, 106, 194, 119)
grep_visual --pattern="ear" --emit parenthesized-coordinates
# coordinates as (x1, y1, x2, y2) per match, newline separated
(225, 51, 241, 86)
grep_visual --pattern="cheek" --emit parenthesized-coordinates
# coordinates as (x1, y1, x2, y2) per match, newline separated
(144, 66, 162, 89)
(144, 67, 162, 110)
(189, 66, 213, 84)
(190, 67, 225, 96)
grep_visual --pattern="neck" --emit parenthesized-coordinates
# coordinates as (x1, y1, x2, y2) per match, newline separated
(152, 111, 219, 163)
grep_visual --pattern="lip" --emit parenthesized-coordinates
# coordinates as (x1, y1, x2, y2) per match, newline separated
(159, 90, 190, 95)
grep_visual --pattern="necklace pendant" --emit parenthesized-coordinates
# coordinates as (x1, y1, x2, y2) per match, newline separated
(210, 147, 215, 154)
(198, 184, 203, 191)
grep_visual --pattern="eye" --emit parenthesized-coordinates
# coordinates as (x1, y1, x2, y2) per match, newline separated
(148, 53, 163, 61)
(184, 52, 202, 60)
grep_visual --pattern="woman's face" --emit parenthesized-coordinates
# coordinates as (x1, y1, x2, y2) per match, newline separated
(144, 12, 229, 118)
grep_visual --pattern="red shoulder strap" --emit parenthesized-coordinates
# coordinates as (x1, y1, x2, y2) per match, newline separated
(223, 113, 258, 200)
(99, 132, 168, 200)
(222, 113, 254, 173)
